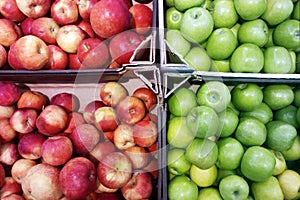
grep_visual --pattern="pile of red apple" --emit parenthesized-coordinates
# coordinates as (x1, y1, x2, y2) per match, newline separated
(0, 81, 159, 200)
(0, 0, 153, 70)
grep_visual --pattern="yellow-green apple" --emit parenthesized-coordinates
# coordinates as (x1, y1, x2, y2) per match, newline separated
(19, 17, 34, 35)
(0, 19, 22, 47)
(184, 46, 212, 71)
(88, 141, 116, 164)
(278, 170, 300, 200)
(50, 92, 80, 113)
(83, 100, 105, 124)
(50, 0, 79, 25)
(219, 175, 249, 200)
(15, 0, 51, 18)
(234, 0, 267, 20)
(45, 44, 69, 70)
(0, 44, 7, 68)
(174, 0, 204, 11)
(0, 0, 26, 22)
(63, 112, 85, 134)
(168, 175, 198, 200)
(11, 158, 36, 184)
(113, 124, 135, 150)
(17, 90, 48, 111)
(0, 118, 16, 142)
(165, 7, 183, 30)
(9, 108, 38, 134)
(17, 133, 46, 160)
(129, 4, 153, 35)
(100, 81, 128, 107)
(0, 82, 20, 106)
(132, 87, 157, 111)
(269, 150, 286, 175)
(166, 29, 191, 58)
(94, 106, 119, 132)
(124, 146, 150, 169)
(252, 176, 284, 200)
(31, 17, 60, 45)
(209, 0, 238, 28)
(133, 120, 158, 147)
(168, 148, 191, 175)
(0, 142, 19, 166)
(281, 135, 300, 161)
(76, 0, 99, 21)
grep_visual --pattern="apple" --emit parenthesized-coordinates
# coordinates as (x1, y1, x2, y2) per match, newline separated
(56, 24, 86, 53)
(144, 158, 158, 179)
(129, 4, 153, 35)
(94, 106, 119, 132)
(184, 47, 212, 71)
(124, 146, 150, 169)
(1, 194, 24, 200)
(0, 118, 16, 143)
(135, 0, 152, 4)
(0, 44, 7, 68)
(9, 108, 38, 134)
(17, 90, 48, 111)
(17, 133, 46, 160)
(83, 100, 105, 124)
(109, 30, 145, 65)
(95, 180, 118, 193)
(68, 52, 84, 69)
(0, 0, 26, 22)
(133, 120, 158, 147)
(15, 0, 51, 18)
(90, 0, 131, 38)
(97, 151, 132, 189)
(13, 35, 50, 70)
(0, 82, 20, 106)
(7, 42, 25, 70)
(11, 158, 36, 184)
(77, 37, 110, 69)
(219, 175, 249, 200)
(96, 192, 122, 200)
(63, 111, 85, 134)
(210, 0, 238, 28)
(0, 177, 22, 199)
(31, 17, 60, 45)
(0, 105, 15, 119)
(116, 96, 147, 124)
(132, 87, 157, 111)
(0, 18, 22, 47)
(21, 163, 63, 200)
(50, 92, 80, 113)
(180, 7, 213, 43)
(165, 7, 183, 30)
(50, 0, 79, 25)
(45, 44, 69, 70)
(100, 81, 128, 107)
(20, 17, 34, 35)
(168, 148, 191, 176)
(0, 164, 6, 187)
(76, 0, 99, 21)
(251, 176, 284, 200)
(113, 123, 135, 150)
(168, 175, 198, 200)
(121, 170, 153, 200)
(77, 19, 96, 38)
(88, 141, 116, 164)
(234, 0, 267, 20)
(70, 123, 101, 155)
(0, 142, 19, 166)
(36, 104, 69, 136)
(59, 157, 97, 199)
(174, 0, 204, 12)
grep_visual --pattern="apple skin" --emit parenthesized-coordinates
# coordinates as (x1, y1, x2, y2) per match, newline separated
(133, 120, 158, 147)
(90, 0, 131, 39)
(45, 44, 69, 70)
(21, 163, 63, 200)
(210, 0, 239, 28)
(1, 194, 24, 200)
(0, 118, 16, 143)
(17, 133, 46, 160)
(0, 105, 15, 119)
(76, 0, 99, 21)
(9, 108, 38, 134)
(0, 18, 22, 47)
(114, 124, 135, 150)
(0, 44, 7, 68)
(234, 0, 267, 21)
(0, 177, 22, 199)
(59, 157, 97, 200)
(50, 92, 80, 113)
(31, 17, 60, 45)
(11, 158, 37, 184)
(0, 0, 26, 22)
(100, 81, 128, 107)
(95, 180, 118, 193)
(0, 164, 5, 187)
(129, 4, 153, 35)
(83, 100, 105, 124)
(15, 0, 51, 18)
(17, 90, 49, 111)
(7, 42, 25, 70)
(96, 192, 122, 200)
(0, 142, 20, 166)
(132, 87, 157, 111)
(50, 0, 79, 25)
(97, 151, 133, 189)
(121, 170, 153, 200)
(77, 19, 96, 38)
(63, 111, 85, 134)
(88, 141, 116, 164)
(36, 104, 69, 136)
(94, 106, 119, 132)
(0, 82, 21, 106)
(68, 53, 84, 69)
(124, 146, 150, 169)
(20, 17, 34, 35)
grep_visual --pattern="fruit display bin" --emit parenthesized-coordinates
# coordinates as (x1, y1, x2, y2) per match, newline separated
(161, 71, 300, 200)
(0, 66, 164, 200)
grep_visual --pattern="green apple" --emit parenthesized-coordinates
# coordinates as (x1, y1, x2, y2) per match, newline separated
(168, 87, 197, 117)
(234, 0, 267, 20)
(266, 120, 297, 151)
(263, 84, 294, 110)
(214, 168, 237, 186)
(273, 20, 300, 52)
(200, 0, 212, 9)
(231, 83, 263, 112)
(281, 135, 300, 161)
(210, 59, 230, 72)
(237, 19, 269, 47)
(217, 137, 244, 170)
(174, 0, 204, 12)
(190, 164, 217, 187)
(184, 47, 212, 71)
(235, 117, 267, 146)
(180, 7, 214, 43)
(293, 87, 300, 107)
(277, 170, 300, 200)
(296, 52, 300, 73)
(269, 150, 287, 176)
(292, 1, 300, 20)
(230, 23, 240, 38)
(274, 105, 299, 128)
(165, 7, 183, 30)
(251, 176, 284, 200)
(166, 30, 191, 58)
(206, 27, 238, 60)
(289, 51, 296, 74)
(198, 187, 222, 200)
(209, 0, 239, 28)
(239, 102, 273, 124)
(186, 106, 219, 138)
(264, 28, 275, 48)
(240, 146, 275, 182)
(218, 107, 239, 137)
(168, 175, 199, 200)
(185, 138, 218, 169)
(219, 175, 249, 200)
(168, 148, 192, 175)
(230, 43, 264, 73)
(196, 81, 231, 113)
(167, 117, 196, 148)
(166, 0, 175, 7)
(261, 0, 294, 26)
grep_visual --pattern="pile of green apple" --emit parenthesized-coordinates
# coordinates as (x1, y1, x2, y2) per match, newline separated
(167, 81, 300, 200)
(165, 0, 300, 73)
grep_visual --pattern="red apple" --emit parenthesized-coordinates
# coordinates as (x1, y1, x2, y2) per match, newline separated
(121, 170, 153, 200)
(0, 44, 7, 68)
(100, 81, 128, 107)
(88, 141, 116, 164)
(0, 82, 20, 106)
(17, 133, 46, 160)
(16, 0, 51, 18)
(83, 100, 105, 124)
(76, 0, 99, 21)
(109, 30, 145, 65)
(121, 0, 132, 9)
(129, 4, 153, 35)
(0, 142, 19, 166)
(133, 87, 157, 111)
(97, 151, 132, 189)
(1, 194, 24, 200)
(7, 42, 25, 70)
(0, 118, 16, 143)
(147, 140, 158, 158)
(13, 35, 50, 70)
(77, 19, 96, 38)
(11, 158, 36, 184)
(124, 146, 150, 169)
(56, 24, 86, 53)
(96, 192, 122, 200)
(68, 53, 84, 69)
(144, 158, 158, 180)
(51, 0, 79, 25)
(0, 0, 26, 22)
(0, 177, 22, 199)
(42, 135, 73, 166)
(9, 108, 38, 134)
(90, 0, 131, 38)
(17, 90, 48, 111)
(108, 59, 122, 69)
(103, 131, 114, 142)
(20, 17, 34, 35)
(59, 157, 97, 199)
(0, 105, 15, 119)
(64, 111, 85, 134)
(31, 17, 60, 45)
(94, 106, 119, 132)
(142, 113, 158, 124)
(36, 104, 69, 136)
(44, 45, 69, 70)
(0, 163, 5, 188)
(95, 181, 118, 193)
(113, 123, 135, 150)
(133, 120, 157, 147)
(21, 163, 63, 200)
(77, 37, 110, 69)
(50, 92, 80, 113)
(116, 96, 146, 124)
(70, 123, 101, 155)
(0, 18, 22, 47)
